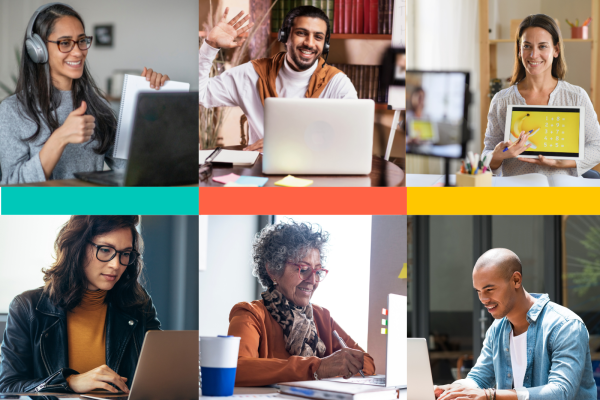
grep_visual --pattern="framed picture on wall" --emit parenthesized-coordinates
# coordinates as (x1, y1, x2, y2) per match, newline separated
(94, 25, 113, 47)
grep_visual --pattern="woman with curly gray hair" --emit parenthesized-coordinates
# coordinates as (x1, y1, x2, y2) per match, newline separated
(228, 221, 376, 386)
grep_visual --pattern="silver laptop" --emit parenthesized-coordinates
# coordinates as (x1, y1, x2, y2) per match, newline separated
(262, 98, 374, 175)
(330, 294, 407, 389)
(407, 338, 435, 400)
(81, 331, 198, 400)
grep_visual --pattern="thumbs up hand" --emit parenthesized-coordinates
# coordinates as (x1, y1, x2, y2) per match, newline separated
(56, 101, 96, 145)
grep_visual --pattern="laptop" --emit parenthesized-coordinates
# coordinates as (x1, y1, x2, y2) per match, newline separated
(407, 338, 435, 400)
(262, 98, 374, 175)
(329, 294, 407, 389)
(81, 330, 198, 400)
(74, 92, 198, 186)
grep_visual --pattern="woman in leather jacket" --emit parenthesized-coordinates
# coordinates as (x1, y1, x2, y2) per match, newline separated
(0, 215, 160, 394)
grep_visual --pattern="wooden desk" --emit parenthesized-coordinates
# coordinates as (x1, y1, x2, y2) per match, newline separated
(3, 179, 199, 187)
(200, 146, 405, 187)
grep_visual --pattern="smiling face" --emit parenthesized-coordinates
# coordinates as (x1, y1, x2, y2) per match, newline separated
(285, 16, 327, 71)
(270, 248, 322, 307)
(47, 16, 88, 91)
(519, 26, 559, 79)
(84, 227, 133, 291)
(473, 265, 521, 320)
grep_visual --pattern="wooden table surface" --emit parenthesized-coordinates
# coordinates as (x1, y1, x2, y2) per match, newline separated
(200, 146, 405, 187)
(2, 179, 198, 187)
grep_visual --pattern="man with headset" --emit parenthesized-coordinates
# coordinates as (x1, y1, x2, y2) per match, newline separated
(199, 6, 357, 152)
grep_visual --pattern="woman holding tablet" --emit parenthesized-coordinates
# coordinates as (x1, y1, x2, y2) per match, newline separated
(0, 3, 170, 184)
(0, 216, 160, 394)
(482, 14, 600, 177)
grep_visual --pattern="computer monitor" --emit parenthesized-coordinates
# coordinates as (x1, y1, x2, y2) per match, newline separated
(405, 71, 470, 159)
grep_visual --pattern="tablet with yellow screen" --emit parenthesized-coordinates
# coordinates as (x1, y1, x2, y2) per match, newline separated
(504, 105, 584, 160)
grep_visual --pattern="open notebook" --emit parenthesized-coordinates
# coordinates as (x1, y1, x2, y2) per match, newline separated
(199, 149, 260, 166)
(113, 74, 190, 159)
(493, 173, 600, 187)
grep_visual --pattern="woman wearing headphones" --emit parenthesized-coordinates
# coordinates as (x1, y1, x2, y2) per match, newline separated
(482, 14, 600, 177)
(0, 3, 170, 184)
(0, 216, 159, 394)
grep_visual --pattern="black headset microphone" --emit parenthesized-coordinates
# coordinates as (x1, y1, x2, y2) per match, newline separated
(277, 14, 331, 66)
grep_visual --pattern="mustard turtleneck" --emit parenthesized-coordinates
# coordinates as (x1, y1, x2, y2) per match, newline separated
(67, 289, 108, 374)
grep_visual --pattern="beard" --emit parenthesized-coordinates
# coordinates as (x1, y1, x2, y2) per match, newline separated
(288, 45, 322, 71)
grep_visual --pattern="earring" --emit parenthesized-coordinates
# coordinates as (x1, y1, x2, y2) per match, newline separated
(273, 281, 277, 285)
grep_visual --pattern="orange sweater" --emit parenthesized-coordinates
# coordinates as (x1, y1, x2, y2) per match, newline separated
(67, 290, 107, 374)
(228, 300, 376, 386)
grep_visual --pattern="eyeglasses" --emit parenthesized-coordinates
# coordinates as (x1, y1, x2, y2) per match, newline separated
(47, 36, 93, 53)
(291, 263, 329, 282)
(89, 241, 139, 266)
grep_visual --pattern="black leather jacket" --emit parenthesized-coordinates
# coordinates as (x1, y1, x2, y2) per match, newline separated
(0, 288, 160, 393)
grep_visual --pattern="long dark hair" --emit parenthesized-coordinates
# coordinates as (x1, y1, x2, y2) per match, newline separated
(15, 4, 116, 154)
(42, 216, 148, 311)
(510, 14, 567, 86)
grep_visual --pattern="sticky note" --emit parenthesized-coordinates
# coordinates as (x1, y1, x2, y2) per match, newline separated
(382, 308, 388, 316)
(399, 263, 407, 279)
(381, 319, 387, 325)
(236, 176, 269, 187)
(224, 182, 258, 187)
(381, 328, 387, 334)
(213, 173, 240, 184)
(274, 175, 313, 187)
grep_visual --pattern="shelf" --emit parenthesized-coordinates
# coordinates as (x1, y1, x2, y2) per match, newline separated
(375, 103, 390, 111)
(489, 38, 593, 44)
(269, 32, 391, 40)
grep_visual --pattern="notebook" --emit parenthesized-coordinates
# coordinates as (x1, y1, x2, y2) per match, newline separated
(113, 74, 190, 159)
(278, 381, 398, 400)
(199, 149, 260, 166)
(492, 173, 600, 187)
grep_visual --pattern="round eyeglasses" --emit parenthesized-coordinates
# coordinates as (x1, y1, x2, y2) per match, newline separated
(89, 241, 139, 266)
(47, 36, 93, 53)
(291, 263, 329, 282)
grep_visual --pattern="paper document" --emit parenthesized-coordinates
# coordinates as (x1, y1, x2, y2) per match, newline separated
(199, 149, 260, 166)
(113, 74, 190, 159)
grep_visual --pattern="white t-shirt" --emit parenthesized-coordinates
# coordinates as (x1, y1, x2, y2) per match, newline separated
(510, 329, 528, 388)
(199, 42, 358, 144)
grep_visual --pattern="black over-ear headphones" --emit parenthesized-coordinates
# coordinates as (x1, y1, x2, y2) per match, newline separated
(277, 8, 331, 57)
(26, 2, 74, 64)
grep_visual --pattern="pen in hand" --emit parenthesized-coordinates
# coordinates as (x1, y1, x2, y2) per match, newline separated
(332, 330, 365, 378)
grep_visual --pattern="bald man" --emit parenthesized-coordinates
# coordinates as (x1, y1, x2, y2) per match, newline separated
(435, 248, 595, 400)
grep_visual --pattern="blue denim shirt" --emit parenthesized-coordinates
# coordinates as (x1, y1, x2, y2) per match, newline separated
(467, 293, 596, 400)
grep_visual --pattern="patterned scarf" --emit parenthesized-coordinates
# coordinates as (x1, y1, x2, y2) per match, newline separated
(261, 286, 326, 357)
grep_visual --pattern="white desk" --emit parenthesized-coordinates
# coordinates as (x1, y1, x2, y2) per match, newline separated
(407, 173, 600, 187)
(201, 386, 406, 399)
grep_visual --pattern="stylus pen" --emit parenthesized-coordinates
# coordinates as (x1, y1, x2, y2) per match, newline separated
(204, 147, 222, 164)
(332, 330, 366, 378)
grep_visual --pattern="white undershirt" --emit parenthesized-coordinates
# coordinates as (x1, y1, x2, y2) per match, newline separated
(510, 329, 528, 388)
(199, 42, 358, 144)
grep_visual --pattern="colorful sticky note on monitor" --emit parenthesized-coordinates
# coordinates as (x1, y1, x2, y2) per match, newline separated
(399, 263, 407, 279)
(381, 328, 387, 334)
(382, 308, 388, 316)
(236, 176, 269, 187)
(381, 319, 387, 326)
(213, 173, 240, 184)
(274, 175, 313, 187)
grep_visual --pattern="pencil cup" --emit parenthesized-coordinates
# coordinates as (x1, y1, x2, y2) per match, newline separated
(200, 336, 241, 396)
(455, 172, 492, 187)
(571, 26, 588, 39)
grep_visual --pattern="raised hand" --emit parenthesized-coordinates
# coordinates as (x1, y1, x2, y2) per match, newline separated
(205, 7, 254, 49)
(56, 101, 95, 145)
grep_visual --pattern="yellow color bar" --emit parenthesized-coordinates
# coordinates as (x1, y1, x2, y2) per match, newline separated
(381, 328, 387, 334)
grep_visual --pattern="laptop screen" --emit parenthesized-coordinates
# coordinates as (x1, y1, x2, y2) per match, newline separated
(386, 294, 407, 388)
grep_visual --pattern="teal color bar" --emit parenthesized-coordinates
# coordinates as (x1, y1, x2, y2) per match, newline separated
(1, 187, 199, 215)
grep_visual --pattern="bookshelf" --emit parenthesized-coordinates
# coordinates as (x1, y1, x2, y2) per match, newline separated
(478, 0, 600, 172)
(269, 32, 391, 39)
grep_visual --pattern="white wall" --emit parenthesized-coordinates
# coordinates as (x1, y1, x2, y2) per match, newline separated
(0, 0, 198, 101)
(199, 215, 260, 337)
(0, 215, 71, 313)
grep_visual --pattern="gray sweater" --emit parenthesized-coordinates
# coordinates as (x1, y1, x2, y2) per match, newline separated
(0, 91, 125, 184)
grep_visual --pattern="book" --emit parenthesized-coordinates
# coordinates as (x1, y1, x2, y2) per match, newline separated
(356, 0, 364, 33)
(279, 381, 398, 400)
(326, 0, 334, 33)
(378, 0, 384, 34)
(270, 0, 279, 32)
(387, 0, 394, 34)
(369, 0, 378, 34)
(113, 75, 190, 159)
(350, 0, 356, 33)
(334, 0, 341, 32)
(198, 149, 260, 166)
(364, 0, 370, 35)
(343, 0, 352, 33)
(492, 173, 600, 187)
